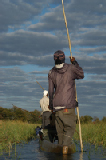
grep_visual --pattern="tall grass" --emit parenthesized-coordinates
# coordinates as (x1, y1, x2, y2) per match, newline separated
(74, 123, 106, 148)
(0, 120, 40, 154)
(1, 120, 106, 155)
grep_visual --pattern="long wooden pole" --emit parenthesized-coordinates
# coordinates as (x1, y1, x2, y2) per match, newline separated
(62, 0, 83, 152)
(36, 80, 44, 90)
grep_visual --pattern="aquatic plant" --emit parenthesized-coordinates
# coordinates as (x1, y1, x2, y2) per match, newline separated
(0, 120, 40, 154)
(73, 123, 106, 148)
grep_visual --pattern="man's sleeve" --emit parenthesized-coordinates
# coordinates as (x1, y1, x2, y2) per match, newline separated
(48, 70, 54, 110)
(72, 61, 84, 80)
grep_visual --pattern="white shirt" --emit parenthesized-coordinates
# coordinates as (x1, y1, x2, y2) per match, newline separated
(40, 96, 51, 113)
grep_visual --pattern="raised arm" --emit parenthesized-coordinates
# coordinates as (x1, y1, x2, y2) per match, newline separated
(70, 57, 84, 80)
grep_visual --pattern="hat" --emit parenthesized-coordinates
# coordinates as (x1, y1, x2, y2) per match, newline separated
(43, 90, 48, 96)
(54, 50, 65, 64)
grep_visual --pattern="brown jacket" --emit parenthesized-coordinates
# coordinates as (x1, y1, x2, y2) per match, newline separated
(48, 62, 84, 111)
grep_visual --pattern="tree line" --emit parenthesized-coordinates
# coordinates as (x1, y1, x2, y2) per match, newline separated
(76, 115, 106, 124)
(0, 105, 42, 124)
(0, 105, 106, 124)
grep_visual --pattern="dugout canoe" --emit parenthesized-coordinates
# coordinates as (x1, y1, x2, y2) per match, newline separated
(39, 128, 76, 154)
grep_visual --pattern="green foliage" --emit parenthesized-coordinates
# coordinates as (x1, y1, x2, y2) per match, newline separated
(80, 115, 93, 124)
(0, 106, 42, 124)
(93, 116, 100, 124)
(102, 116, 106, 123)
(0, 120, 40, 153)
(74, 123, 106, 148)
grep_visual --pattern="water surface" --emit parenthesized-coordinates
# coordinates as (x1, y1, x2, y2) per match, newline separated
(1, 139, 106, 160)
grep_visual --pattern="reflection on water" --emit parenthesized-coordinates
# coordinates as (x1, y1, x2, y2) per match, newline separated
(79, 152, 83, 160)
(0, 139, 106, 160)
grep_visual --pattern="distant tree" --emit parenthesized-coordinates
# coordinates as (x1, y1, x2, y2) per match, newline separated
(11, 105, 31, 121)
(1, 108, 11, 120)
(93, 116, 100, 123)
(0, 107, 4, 120)
(0, 106, 42, 124)
(80, 115, 93, 124)
(80, 116, 84, 124)
(102, 116, 106, 123)
(29, 109, 42, 124)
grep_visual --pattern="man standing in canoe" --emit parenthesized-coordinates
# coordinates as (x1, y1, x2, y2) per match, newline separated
(48, 50, 84, 154)
(40, 90, 51, 129)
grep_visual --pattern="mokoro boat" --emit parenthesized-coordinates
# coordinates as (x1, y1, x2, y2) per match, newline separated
(39, 128, 76, 154)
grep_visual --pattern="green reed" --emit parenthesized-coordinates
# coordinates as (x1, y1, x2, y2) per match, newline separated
(0, 120, 40, 154)
(73, 123, 106, 148)
(1, 120, 106, 155)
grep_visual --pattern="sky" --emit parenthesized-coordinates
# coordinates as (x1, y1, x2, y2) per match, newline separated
(0, 0, 106, 120)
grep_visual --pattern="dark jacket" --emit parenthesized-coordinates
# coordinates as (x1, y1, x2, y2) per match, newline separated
(48, 62, 84, 111)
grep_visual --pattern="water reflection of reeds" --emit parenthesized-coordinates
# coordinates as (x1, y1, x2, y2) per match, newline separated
(1, 140, 106, 160)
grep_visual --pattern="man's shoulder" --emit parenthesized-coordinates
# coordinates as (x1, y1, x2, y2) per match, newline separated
(65, 63, 74, 68)
(64, 63, 72, 70)
(48, 67, 55, 76)
(41, 96, 48, 100)
(40, 97, 43, 102)
(44, 96, 49, 100)
(48, 69, 52, 75)
(64, 63, 70, 67)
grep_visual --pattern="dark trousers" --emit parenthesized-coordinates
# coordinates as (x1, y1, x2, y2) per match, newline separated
(42, 111, 51, 129)
(55, 108, 76, 146)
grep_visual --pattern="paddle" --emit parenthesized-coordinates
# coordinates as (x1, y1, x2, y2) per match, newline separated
(62, 0, 83, 152)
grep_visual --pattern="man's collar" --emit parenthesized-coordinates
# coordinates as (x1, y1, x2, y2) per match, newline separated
(55, 63, 64, 68)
